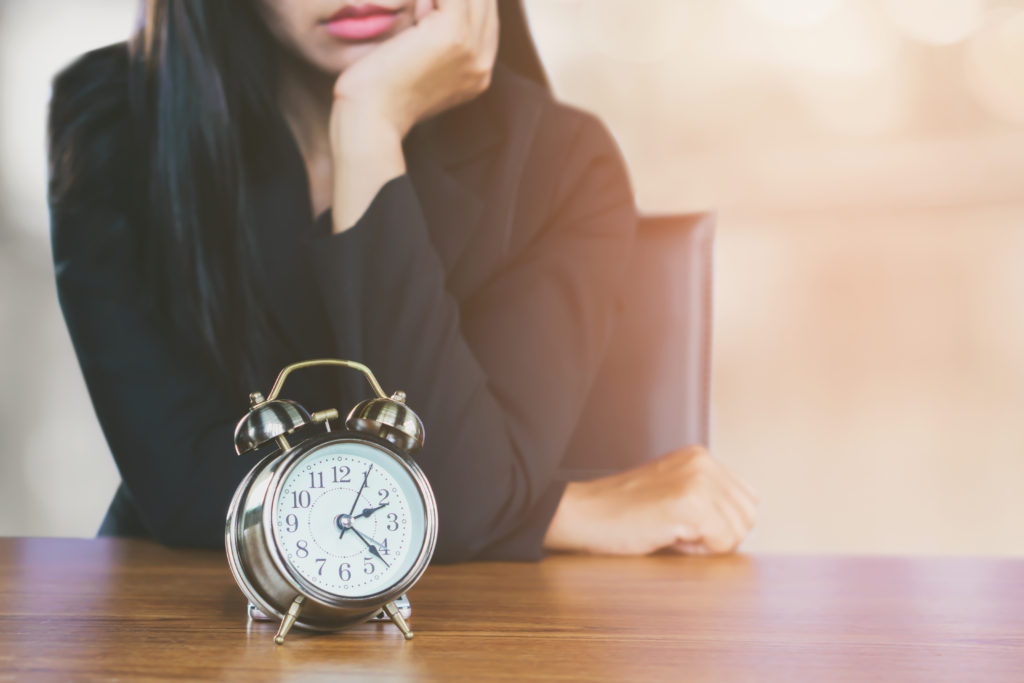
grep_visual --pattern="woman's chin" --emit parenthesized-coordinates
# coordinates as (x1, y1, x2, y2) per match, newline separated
(304, 41, 382, 76)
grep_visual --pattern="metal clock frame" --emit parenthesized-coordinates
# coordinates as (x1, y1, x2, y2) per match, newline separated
(226, 430, 438, 636)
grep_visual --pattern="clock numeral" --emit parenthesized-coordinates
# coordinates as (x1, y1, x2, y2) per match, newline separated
(296, 540, 309, 558)
(378, 488, 389, 503)
(315, 558, 326, 576)
(285, 514, 299, 533)
(332, 466, 351, 483)
(363, 556, 375, 575)
(309, 471, 324, 489)
(339, 562, 351, 582)
(377, 537, 389, 555)
(386, 512, 399, 532)
(291, 490, 311, 509)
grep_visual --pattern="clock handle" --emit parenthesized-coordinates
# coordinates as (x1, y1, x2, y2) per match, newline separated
(265, 359, 389, 401)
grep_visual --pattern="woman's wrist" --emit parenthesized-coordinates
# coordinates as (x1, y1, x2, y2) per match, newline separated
(542, 480, 599, 554)
(329, 104, 407, 233)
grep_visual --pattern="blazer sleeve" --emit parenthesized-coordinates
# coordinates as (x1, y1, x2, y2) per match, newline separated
(51, 197, 260, 547)
(306, 111, 637, 561)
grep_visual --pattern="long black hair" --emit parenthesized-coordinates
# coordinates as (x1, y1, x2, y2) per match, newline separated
(128, 1, 292, 396)
(61, 0, 549, 396)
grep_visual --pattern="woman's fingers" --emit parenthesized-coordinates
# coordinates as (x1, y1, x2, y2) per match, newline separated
(412, 0, 435, 24)
(719, 472, 758, 534)
(720, 462, 760, 509)
(673, 540, 709, 555)
(434, 0, 496, 49)
(480, 0, 499, 60)
(690, 491, 738, 554)
(670, 463, 754, 555)
(714, 493, 750, 552)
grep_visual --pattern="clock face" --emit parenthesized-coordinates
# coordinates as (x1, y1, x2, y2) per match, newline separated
(271, 439, 428, 600)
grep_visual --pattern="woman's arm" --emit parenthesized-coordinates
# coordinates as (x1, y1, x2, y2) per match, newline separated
(306, 102, 637, 562)
(311, 0, 757, 560)
(326, 0, 498, 231)
(50, 202, 254, 546)
(302, 0, 598, 561)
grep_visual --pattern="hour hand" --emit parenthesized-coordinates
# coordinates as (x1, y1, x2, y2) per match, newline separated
(354, 502, 389, 519)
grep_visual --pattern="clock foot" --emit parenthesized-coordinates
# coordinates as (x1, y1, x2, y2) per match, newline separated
(382, 600, 414, 640)
(371, 594, 410, 621)
(274, 595, 306, 645)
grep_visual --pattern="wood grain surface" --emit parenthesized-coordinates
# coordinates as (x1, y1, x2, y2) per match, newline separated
(0, 537, 1021, 681)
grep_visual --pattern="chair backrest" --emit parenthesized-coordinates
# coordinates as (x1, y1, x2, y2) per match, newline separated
(558, 213, 715, 480)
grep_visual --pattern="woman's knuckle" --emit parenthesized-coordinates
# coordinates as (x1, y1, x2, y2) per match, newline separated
(475, 69, 492, 92)
(435, 21, 459, 48)
(691, 446, 712, 465)
(706, 533, 736, 554)
(668, 493, 695, 519)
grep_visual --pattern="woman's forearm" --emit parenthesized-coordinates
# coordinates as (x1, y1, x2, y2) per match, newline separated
(542, 481, 595, 554)
(329, 104, 407, 233)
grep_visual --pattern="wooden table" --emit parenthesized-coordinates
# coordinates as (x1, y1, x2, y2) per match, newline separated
(0, 538, 1021, 681)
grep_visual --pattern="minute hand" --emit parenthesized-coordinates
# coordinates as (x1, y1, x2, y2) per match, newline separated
(350, 527, 390, 569)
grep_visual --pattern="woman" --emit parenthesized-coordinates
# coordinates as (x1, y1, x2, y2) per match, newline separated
(48, 0, 757, 562)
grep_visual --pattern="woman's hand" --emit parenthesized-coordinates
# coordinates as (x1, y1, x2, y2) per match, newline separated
(543, 446, 759, 556)
(334, 0, 498, 138)
(328, 0, 498, 232)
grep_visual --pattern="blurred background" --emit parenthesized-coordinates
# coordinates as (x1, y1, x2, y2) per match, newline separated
(1, 0, 1022, 554)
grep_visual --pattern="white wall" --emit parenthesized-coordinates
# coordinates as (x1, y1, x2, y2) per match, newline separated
(0, 0, 135, 536)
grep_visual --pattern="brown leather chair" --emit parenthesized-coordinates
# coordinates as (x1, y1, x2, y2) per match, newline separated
(559, 213, 715, 479)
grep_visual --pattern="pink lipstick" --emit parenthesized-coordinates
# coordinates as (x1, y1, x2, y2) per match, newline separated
(322, 4, 401, 41)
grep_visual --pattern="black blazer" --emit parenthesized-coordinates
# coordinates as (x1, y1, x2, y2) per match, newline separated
(48, 43, 637, 562)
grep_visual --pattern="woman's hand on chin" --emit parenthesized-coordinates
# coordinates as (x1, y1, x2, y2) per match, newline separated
(543, 446, 760, 556)
(332, 0, 498, 139)
(327, 0, 498, 233)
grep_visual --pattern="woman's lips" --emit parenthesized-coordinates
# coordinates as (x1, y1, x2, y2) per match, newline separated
(323, 4, 400, 41)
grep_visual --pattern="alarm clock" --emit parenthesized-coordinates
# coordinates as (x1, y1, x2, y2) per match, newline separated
(225, 358, 438, 645)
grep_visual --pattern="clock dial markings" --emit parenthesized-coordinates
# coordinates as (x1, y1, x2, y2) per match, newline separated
(274, 445, 422, 598)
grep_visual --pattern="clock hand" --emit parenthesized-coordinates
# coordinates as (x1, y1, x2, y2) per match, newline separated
(338, 465, 373, 541)
(349, 527, 390, 569)
(348, 465, 372, 516)
(354, 528, 387, 549)
(354, 502, 389, 519)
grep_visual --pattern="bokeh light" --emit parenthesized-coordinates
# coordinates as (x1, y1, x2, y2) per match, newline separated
(578, 0, 700, 64)
(792, 65, 911, 136)
(965, 8, 1024, 124)
(741, 0, 844, 28)
(882, 0, 985, 46)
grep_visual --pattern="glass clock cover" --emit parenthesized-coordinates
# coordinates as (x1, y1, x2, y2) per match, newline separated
(272, 440, 428, 599)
